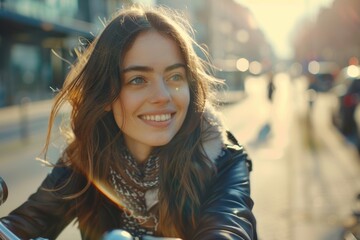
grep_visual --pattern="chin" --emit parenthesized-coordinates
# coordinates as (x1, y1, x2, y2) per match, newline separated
(149, 136, 174, 147)
(152, 140, 171, 147)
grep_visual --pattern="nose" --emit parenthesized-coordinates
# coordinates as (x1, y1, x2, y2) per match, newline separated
(149, 78, 171, 104)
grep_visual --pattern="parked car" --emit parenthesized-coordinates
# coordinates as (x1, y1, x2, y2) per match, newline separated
(307, 61, 339, 92)
(331, 65, 360, 152)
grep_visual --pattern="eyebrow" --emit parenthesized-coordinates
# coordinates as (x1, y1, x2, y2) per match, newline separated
(121, 63, 186, 74)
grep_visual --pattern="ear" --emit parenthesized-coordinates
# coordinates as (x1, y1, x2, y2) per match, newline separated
(105, 104, 112, 112)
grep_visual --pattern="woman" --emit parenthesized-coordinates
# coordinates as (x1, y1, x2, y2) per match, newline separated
(0, 5, 257, 240)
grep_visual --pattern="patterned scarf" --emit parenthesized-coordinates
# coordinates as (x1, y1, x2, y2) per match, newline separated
(109, 148, 160, 237)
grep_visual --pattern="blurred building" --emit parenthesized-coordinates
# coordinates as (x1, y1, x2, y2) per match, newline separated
(292, 0, 360, 72)
(155, 0, 274, 90)
(0, 0, 130, 108)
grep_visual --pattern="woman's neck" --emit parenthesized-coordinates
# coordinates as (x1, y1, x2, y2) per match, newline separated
(124, 142, 152, 163)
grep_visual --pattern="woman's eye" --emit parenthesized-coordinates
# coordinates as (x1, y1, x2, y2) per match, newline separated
(129, 77, 145, 85)
(169, 74, 183, 82)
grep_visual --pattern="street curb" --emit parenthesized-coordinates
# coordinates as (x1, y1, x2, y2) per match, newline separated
(0, 99, 53, 127)
(0, 100, 54, 144)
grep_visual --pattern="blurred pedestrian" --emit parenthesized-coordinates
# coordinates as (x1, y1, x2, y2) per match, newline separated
(267, 71, 275, 102)
(0, 5, 257, 240)
(250, 71, 275, 146)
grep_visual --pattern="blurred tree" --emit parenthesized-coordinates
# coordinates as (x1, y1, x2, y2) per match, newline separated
(292, 0, 360, 69)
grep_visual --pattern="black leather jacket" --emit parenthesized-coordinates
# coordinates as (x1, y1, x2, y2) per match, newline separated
(0, 145, 257, 240)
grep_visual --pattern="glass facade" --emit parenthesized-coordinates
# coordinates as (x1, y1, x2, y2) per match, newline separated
(0, 0, 129, 107)
(3, 0, 79, 22)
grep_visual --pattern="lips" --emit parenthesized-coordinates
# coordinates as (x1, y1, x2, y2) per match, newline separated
(140, 113, 172, 122)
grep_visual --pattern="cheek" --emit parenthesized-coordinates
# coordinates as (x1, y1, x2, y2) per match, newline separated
(113, 92, 142, 126)
(176, 87, 190, 122)
(184, 93, 190, 111)
(181, 87, 191, 109)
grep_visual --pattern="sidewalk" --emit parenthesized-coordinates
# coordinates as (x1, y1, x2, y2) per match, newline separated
(216, 90, 247, 105)
(0, 99, 53, 127)
(0, 99, 53, 143)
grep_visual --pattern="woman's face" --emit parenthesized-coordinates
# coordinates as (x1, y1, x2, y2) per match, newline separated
(112, 30, 190, 162)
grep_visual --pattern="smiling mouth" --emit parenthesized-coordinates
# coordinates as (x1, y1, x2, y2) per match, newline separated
(140, 113, 172, 122)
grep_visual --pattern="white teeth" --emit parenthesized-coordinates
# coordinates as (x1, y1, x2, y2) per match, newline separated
(142, 114, 171, 121)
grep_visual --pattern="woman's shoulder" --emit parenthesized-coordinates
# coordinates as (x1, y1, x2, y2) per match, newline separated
(42, 162, 87, 196)
(209, 143, 253, 197)
(216, 142, 253, 175)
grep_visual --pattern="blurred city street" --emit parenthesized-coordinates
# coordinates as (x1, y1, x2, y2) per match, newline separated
(1, 0, 360, 239)
(0, 72, 359, 239)
(222, 73, 360, 240)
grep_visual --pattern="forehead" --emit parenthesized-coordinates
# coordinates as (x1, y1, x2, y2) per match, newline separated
(122, 30, 185, 68)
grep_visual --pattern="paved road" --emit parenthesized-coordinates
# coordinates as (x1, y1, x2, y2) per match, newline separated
(222, 74, 360, 240)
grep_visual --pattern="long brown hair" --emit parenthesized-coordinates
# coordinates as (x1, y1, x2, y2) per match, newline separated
(42, 5, 221, 238)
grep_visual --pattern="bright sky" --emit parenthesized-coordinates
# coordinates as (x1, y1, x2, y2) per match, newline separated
(236, 0, 334, 60)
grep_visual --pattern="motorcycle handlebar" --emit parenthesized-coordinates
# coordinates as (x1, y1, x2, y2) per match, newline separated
(0, 222, 21, 240)
(0, 226, 181, 240)
(0, 176, 8, 206)
(103, 230, 181, 240)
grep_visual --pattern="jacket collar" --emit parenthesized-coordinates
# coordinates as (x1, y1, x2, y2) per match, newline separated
(201, 105, 230, 163)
